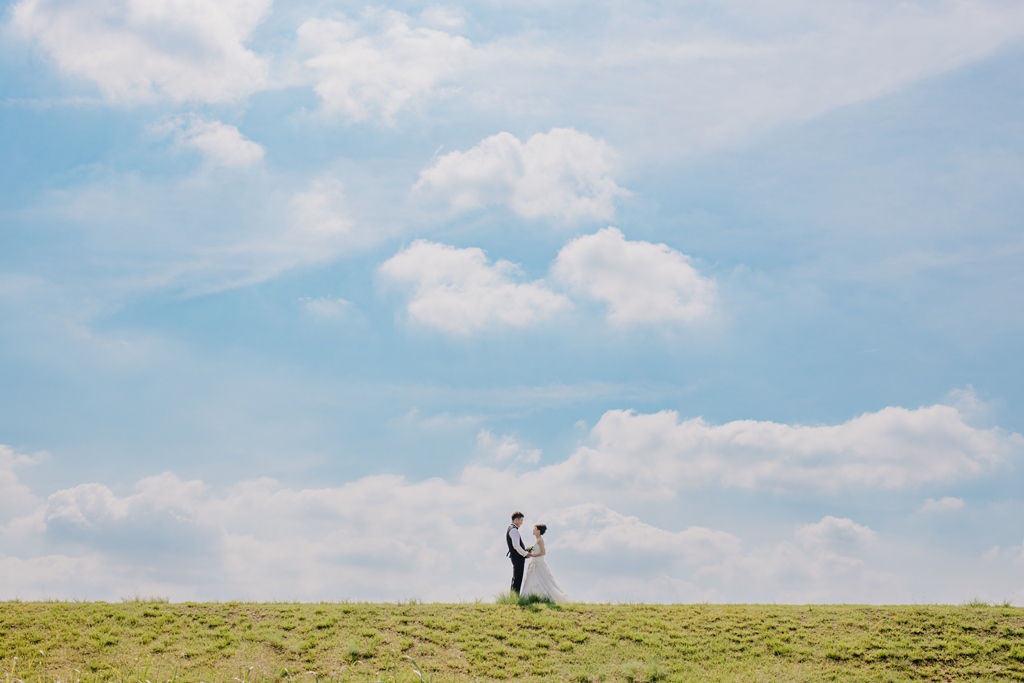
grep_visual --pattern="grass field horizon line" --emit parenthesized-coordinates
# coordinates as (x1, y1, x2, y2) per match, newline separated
(3, 594, 1017, 608)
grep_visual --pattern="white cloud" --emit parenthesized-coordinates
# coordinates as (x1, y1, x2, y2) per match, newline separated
(11, 0, 1024, 157)
(919, 497, 966, 513)
(415, 128, 627, 223)
(948, 386, 989, 423)
(0, 446, 42, 522)
(379, 240, 569, 334)
(0, 465, 849, 602)
(539, 404, 1021, 497)
(288, 176, 358, 243)
(419, 5, 465, 31)
(298, 9, 471, 123)
(552, 227, 716, 325)
(45, 483, 129, 527)
(301, 296, 353, 320)
(476, 430, 541, 465)
(464, 1, 1024, 159)
(380, 229, 714, 332)
(157, 174, 363, 290)
(194, 176, 366, 288)
(11, 0, 270, 103)
(796, 516, 876, 549)
(4, 399, 1016, 595)
(699, 532, 895, 604)
(551, 503, 741, 567)
(23, 172, 369, 297)
(1, 394, 1020, 602)
(158, 115, 264, 168)
(43, 473, 206, 529)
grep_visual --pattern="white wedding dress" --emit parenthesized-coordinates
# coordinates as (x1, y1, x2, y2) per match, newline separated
(520, 538, 570, 602)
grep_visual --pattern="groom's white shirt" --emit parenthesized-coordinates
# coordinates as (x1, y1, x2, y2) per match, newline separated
(508, 526, 529, 557)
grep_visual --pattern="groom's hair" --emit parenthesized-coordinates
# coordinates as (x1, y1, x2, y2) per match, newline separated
(535, 524, 547, 535)
(511, 511, 524, 521)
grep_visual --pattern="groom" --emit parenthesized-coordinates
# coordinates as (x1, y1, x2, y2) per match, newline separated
(505, 511, 533, 594)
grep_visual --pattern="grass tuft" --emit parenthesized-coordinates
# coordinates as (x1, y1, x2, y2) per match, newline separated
(494, 591, 559, 608)
(119, 594, 170, 604)
(620, 659, 667, 683)
(963, 598, 996, 608)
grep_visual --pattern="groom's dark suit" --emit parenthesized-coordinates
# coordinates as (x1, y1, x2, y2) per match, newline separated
(506, 523, 527, 593)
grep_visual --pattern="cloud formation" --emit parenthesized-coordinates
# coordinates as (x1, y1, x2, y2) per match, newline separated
(2, 398, 1017, 602)
(301, 296, 354, 320)
(379, 240, 569, 334)
(465, 0, 1024, 158)
(380, 229, 714, 334)
(553, 227, 716, 325)
(25, 171, 367, 298)
(0, 467, 892, 603)
(476, 430, 541, 465)
(0, 445, 40, 521)
(12, 0, 1024, 157)
(416, 129, 627, 223)
(151, 173, 365, 291)
(299, 10, 471, 123)
(796, 516, 876, 549)
(196, 176, 369, 288)
(288, 177, 358, 243)
(540, 405, 1020, 497)
(919, 497, 966, 513)
(158, 115, 265, 168)
(552, 503, 741, 568)
(12, 0, 270, 102)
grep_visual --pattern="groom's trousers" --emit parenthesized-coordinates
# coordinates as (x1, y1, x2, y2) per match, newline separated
(510, 555, 526, 594)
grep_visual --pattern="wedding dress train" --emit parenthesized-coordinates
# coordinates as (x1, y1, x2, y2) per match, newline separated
(520, 542, 570, 602)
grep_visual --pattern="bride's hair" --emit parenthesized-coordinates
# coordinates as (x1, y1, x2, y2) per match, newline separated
(534, 524, 547, 535)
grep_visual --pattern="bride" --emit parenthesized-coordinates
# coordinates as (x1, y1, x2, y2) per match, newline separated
(520, 524, 570, 602)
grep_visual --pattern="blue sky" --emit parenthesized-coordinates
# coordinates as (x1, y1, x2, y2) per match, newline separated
(1, 0, 1024, 602)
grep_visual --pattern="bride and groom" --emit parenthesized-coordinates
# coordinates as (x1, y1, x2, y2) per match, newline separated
(505, 511, 570, 602)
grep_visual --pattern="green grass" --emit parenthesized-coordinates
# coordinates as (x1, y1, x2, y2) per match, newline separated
(495, 591, 557, 607)
(3, 600, 1024, 682)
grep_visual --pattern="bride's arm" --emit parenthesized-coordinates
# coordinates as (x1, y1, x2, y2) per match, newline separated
(533, 538, 546, 557)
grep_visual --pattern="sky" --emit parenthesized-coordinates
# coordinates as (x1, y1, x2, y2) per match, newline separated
(1, 0, 1024, 603)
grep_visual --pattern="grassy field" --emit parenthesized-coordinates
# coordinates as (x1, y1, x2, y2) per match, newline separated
(3, 600, 1024, 682)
